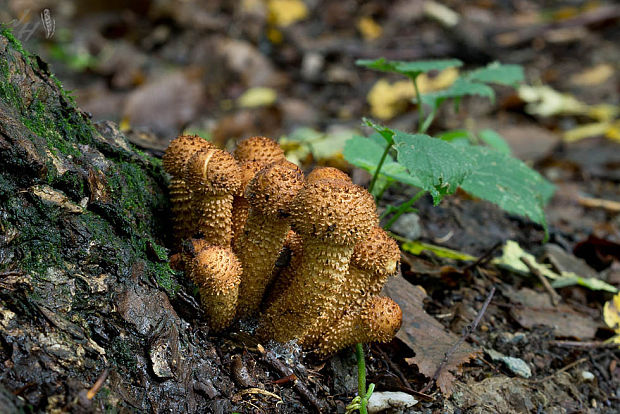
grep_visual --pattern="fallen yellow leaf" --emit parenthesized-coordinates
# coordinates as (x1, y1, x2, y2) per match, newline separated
(357, 16, 382, 41)
(237, 87, 277, 108)
(570, 63, 614, 86)
(366, 68, 459, 120)
(603, 292, 620, 332)
(564, 121, 609, 142)
(268, 0, 308, 27)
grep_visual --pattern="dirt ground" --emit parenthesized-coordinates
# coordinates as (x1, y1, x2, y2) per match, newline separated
(1, 0, 619, 412)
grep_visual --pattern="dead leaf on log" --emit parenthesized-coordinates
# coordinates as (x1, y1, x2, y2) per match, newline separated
(382, 275, 480, 395)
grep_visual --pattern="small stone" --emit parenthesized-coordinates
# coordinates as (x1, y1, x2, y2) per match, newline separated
(389, 213, 421, 240)
(367, 391, 418, 413)
(581, 371, 595, 382)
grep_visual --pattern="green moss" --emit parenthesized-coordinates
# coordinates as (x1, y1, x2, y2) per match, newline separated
(109, 337, 138, 374)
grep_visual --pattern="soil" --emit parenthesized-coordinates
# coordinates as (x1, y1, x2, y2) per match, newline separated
(0, 1, 619, 413)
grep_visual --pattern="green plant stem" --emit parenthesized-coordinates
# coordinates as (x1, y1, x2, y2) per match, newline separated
(411, 75, 424, 133)
(368, 141, 392, 197)
(420, 101, 439, 134)
(383, 190, 425, 230)
(355, 343, 368, 414)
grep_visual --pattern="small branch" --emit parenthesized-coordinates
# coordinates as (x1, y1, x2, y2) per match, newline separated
(521, 257, 561, 306)
(420, 287, 495, 394)
(260, 348, 326, 413)
(550, 340, 619, 349)
(577, 195, 620, 213)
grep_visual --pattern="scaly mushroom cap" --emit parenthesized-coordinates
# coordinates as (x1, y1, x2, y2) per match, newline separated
(351, 227, 400, 277)
(233, 136, 285, 166)
(245, 160, 305, 217)
(163, 135, 212, 177)
(181, 238, 210, 275)
(185, 148, 242, 196)
(306, 166, 351, 184)
(192, 246, 242, 332)
(291, 179, 378, 245)
(315, 296, 402, 356)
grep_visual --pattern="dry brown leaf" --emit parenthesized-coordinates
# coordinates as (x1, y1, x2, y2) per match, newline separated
(383, 275, 480, 395)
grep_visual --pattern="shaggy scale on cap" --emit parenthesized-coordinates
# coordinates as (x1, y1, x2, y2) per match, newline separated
(305, 166, 351, 184)
(233, 136, 285, 165)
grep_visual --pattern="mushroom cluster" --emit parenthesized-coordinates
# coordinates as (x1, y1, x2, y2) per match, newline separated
(163, 135, 402, 356)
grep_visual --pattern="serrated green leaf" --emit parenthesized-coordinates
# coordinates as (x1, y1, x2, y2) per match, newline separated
(362, 117, 395, 143)
(420, 78, 496, 106)
(479, 129, 511, 154)
(356, 58, 462, 78)
(459, 146, 554, 231)
(343, 136, 423, 188)
(393, 131, 472, 204)
(466, 62, 524, 86)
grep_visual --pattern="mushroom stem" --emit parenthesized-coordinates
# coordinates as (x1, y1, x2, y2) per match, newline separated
(193, 194, 234, 245)
(234, 214, 290, 315)
(262, 230, 303, 310)
(169, 177, 192, 242)
(315, 296, 402, 356)
(261, 239, 355, 342)
(185, 148, 241, 247)
(234, 161, 304, 316)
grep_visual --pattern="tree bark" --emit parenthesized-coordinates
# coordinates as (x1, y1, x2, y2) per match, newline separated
(0, 30, 324, 413)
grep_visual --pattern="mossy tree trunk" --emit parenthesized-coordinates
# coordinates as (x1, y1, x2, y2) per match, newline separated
(0, 29, 246, 412)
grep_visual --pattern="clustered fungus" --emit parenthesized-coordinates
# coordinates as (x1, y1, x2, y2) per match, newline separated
(164, 135, 403, 355)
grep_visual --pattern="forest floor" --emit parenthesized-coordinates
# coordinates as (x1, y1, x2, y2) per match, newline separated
(1, 0, 619, 412)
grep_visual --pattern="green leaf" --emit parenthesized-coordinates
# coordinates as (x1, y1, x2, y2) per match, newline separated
(401, 240, 477, 261)
(459, 146, 554, 231)
(551, 272, 618, 293)
(438, 129, 471, 146)
(343, 136, 423, 188)
(362, 117, 395, 143)
(478, 129, 511, 154)
(356, 58, 463, 78)
(393, 131, 472, 204)
(466, 62, 525, 86)
(420, 78, 496, 106)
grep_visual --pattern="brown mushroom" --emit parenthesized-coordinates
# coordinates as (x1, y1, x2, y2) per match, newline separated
(162, 135, 212, 243)
(301, 226, 400, 347)
(231, 161, 262, 243)
(233, 136, 285, 165)
(258, 179, 378, 342)
(305, 166, 351, 184)
(191, 246, 242, 332)
(314, 295, 402, 356)
(234, 161, 305, 316)
(185, 147, 241, 246)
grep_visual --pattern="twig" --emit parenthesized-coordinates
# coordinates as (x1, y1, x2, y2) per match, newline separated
(521, 257, 561, 306)
(260, 348, 327, 412)
(420, 287, 495, 393)
(463, 242, 502, 272)
(577, 195, 620, 213)
(374, 345, 413, 392)
(550, 340, 619, 349)
(530, 358, 588, 384)
(86, 369, 109, 400)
